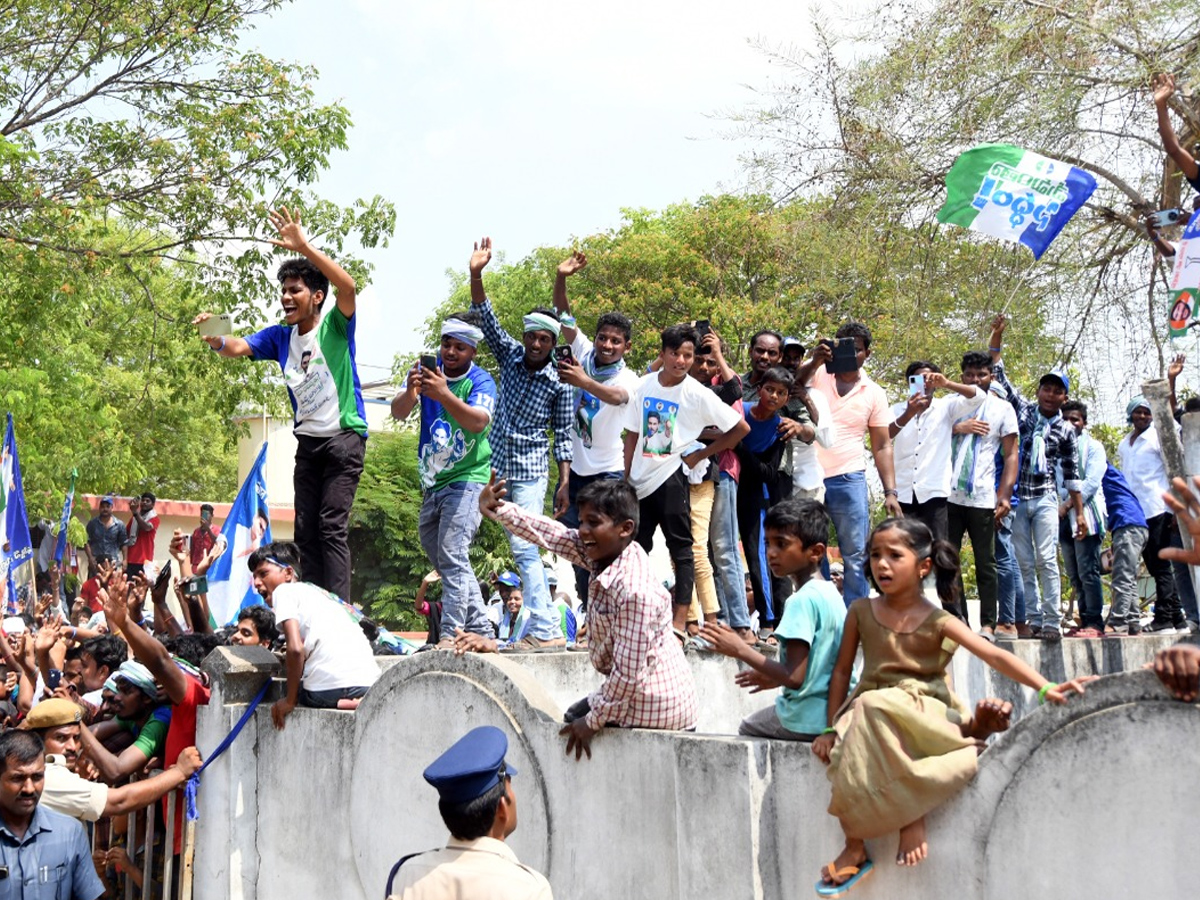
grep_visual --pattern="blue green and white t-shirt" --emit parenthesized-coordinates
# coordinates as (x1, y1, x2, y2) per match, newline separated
(413, 363, 497, 491)
(246, 308, 368, 438)
(773, 579, 846, 735)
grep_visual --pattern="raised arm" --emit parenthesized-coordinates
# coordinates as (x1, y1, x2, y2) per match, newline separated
(103, 574, 188, 705)
(552, 251, 587, 343)
(1153, 73, 1200, 184)
(268, 206, 357, 319)
(390, 364, 422, 422)
(103, 747, 202, 816)
(469, 237, 492, 307)
(193, 314, 254, 358)
(1168, 353, 1185, 416)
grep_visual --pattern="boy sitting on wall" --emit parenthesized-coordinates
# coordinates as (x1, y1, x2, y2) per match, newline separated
(476, 474, 698, 760)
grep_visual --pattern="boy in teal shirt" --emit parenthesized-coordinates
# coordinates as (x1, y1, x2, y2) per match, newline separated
(701, 498, 845, 739)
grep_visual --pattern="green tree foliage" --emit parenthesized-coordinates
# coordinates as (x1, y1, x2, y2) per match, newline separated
(733, 0, 1200, 414)
(0, 0, 395, 515)
(423, 194, 1056, 399)
(348, 430, 513, 630)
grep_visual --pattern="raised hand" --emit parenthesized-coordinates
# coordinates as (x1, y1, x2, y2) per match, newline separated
(989, 313, 1007, 335)
(557, 250, 587, 278)
(1153, 72, 1177, 106)
(469, 237, 493, 276)
(267, 206, 309, 253)
(1160, 476, 1200, 566)
(1168, 352, 1186, 382)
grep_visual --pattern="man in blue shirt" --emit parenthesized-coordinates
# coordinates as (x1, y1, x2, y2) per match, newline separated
(0, 730, 104, 900)
(469, 237, 574, 651)
(1101, 464, 1149, 635)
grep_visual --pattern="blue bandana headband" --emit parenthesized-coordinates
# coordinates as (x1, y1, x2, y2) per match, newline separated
(523, 313, 561, 338)
(1126, 395, 1149, 423)
(441, 319, 484, 348)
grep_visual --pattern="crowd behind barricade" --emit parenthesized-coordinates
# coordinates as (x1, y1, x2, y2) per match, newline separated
(6, 81, 1200, 900)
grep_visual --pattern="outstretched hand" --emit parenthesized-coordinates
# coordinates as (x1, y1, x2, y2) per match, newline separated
(733, 668, 778, 694)
(697, 622, 747, 659)
(1159, 476, 1200, 566)
(559, 718, 597, 761)
(470, 237, 493, 276)
(1168, 352, 1186, 382)
(1151, 643, 1200, 701)
(557, 250, 587, 278)
(1153, 72, 1176, 106)
(1042, 675, 1098, 705)
(479, 470, 508, 519)
(267, 206, 309, 253)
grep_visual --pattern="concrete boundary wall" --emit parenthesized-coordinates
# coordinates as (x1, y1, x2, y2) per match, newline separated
(193, 639, 1198, 900)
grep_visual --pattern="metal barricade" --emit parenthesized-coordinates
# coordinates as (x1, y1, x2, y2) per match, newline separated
(98, 772, 196, 900)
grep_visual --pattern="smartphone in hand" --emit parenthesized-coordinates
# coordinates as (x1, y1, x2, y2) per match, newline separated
(553, 345, 574, 363)
(419, 353, 438, 371)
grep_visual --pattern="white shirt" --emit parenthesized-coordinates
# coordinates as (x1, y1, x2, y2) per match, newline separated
(623, 373, 742, 499)
(568, 332, 641, 476)
(1057, 432, 1108, 535)
(271, 582, 381, 692)
(891, 388, 986, 504)
(1118, 424, 1171, 519)
(792, 389, 835, 491)
(947, 394, 1018, 509)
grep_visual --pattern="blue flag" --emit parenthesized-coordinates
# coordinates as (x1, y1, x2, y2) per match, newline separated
(0, 415, 35, 615)
(205, 443, 272, 627)
(54, 469, 78, 565)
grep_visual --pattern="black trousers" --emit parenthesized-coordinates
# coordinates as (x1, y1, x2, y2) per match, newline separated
(948, 503, 997, 627)
(293, 430, 366, 602)
(636, 468, 694, 609)
(900, 496, 949, 543)
(1145, 512, 1182, 621)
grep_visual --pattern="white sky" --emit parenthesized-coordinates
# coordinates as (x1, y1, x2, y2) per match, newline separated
(248, 0, 842, 382)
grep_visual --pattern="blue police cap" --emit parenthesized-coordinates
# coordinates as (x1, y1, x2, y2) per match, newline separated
(423, 726, 518, 805)
(497, 571, 521, 588)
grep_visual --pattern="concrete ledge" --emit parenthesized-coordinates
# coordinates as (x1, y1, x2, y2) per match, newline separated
(194, 639, 1197, 900)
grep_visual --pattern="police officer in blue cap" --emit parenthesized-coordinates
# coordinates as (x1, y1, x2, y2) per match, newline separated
(385, 726, 552, 899)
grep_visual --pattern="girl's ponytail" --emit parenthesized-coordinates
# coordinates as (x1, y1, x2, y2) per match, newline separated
(930, 538, 964, 617)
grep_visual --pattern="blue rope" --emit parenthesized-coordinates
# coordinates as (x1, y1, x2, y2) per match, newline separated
(184, 678, 272, 821)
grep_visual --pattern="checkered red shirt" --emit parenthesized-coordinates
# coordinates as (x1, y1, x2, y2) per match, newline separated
(495, 503, 699, 732)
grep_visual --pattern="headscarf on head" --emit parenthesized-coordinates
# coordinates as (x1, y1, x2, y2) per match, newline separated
(115, 660, 162, 701)
(522, 312, 561, 339)
(440, 319, 484, 348)
(2, 617, 26, 635)
(1126, 394, 1150, 423)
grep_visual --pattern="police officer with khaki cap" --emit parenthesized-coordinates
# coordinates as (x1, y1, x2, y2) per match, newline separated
(21, 698, 202, 822)
(385, 726, 552, 899)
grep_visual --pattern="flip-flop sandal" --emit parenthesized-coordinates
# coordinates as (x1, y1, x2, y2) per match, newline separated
(672, 628, 688, 646)
(814, 859, 874, 897)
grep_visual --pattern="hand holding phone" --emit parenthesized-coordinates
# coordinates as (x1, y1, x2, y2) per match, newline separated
(419, 353, 438, 371)
(196, 314, 234, 337)
(553, 345, 574, 363)
(907, 373, 925, 397)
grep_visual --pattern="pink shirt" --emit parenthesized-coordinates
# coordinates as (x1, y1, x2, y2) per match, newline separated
(809, 367, 892, 477)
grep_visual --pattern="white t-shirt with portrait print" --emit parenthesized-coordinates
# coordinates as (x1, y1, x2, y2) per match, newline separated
(568, 331, 642, 476)
(622, 372, 742, 499)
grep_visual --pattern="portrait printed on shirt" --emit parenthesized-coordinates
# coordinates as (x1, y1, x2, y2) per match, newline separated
(641, 397, 678, 457)
(419, 416, 473, 489)
(575, 390, 600, 449)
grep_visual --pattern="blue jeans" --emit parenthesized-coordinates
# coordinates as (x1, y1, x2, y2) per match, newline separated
(1059, 518, 1104, 630)
(824, 472, 870, 605)
(712, 473, 750, 629)
(994, 510, 1023, 625)
(505, 475, 560, 641)
(1012, 493, 1062, 631)
(418, 481, 491, 638)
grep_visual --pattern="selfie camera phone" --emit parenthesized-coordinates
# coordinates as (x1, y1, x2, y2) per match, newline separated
(419, 353, 438, 371)
(908, 373, 926, 397)
(553, 345, 574, 363)
(1149, 208, 1184, 228)
(694, 319, 712, 354)
(196, 314, 234, 337)
(182, 575, 208, 597)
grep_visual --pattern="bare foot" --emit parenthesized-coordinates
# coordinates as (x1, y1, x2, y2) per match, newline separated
(821, 839, 868, 885)
(736, 628, 756, 645)
(896, 818, 928, 866)
(966, 698, 1013, 743)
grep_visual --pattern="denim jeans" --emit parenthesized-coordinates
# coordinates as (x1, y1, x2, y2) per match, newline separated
(1169, 525, 1199, 623)
(560, 470, 622, 609)
(711, 473, 750, 629)
(1108, 525, 1147, 626)
(505, 475, 560, 641)
(1012, 493, 1062, 631)
(1058, 518, 1104, 630)
(418, 481, 492, 638)
(824, 472, 870, 605)
(994, 511, 1020, 625)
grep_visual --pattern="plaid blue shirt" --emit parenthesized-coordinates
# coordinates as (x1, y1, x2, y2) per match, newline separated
(992, 359, 1080, 500)
(478, 298, 574, 482)
(0, 803, 105, 900)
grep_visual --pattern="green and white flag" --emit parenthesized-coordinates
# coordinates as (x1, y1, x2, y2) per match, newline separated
(937, 144, 1097, 259)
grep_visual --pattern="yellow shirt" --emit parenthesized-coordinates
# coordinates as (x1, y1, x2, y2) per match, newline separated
(387, 836, 553, 900)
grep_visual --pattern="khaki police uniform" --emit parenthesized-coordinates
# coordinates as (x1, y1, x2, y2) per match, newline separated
(387, 836, 552, 899)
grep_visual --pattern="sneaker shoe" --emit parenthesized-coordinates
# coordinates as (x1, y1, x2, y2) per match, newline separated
(1172, 613, 1189, 631)
(1143, 619, 1178, 635)
(994, 624, 1019, 640)
(978, 625, 996, 643)
(1039, 627, 1063, 643)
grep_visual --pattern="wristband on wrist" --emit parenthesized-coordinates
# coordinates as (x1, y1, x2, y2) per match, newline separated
(883, 489, 899, 497)
(988, 346, 1001, 353)
(210, 336, 226, 352)
(1037, 682, 1057, 705)
(821, 726, 837, 735)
